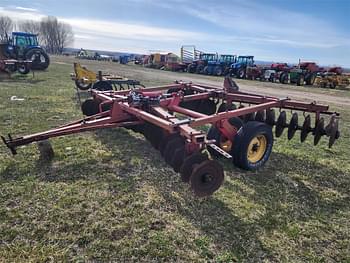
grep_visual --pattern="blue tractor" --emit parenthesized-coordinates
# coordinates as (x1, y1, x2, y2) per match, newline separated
(203, 54, 236, 76)
(187, 53, 218, 74)
(229, 55, 254, 79)
(4, 32, 50, 70)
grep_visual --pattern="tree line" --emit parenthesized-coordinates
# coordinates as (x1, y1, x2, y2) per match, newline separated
(0, 16, 74, 54)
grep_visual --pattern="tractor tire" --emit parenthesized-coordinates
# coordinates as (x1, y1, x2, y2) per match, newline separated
(279, 72, 288, 84)
(207, 117, 243, 158)
(93, 81, 113, 91)
(203, 66, 210, 75)
(17, 63, 30, 74)
(25, 48, 50, 70)
(231, 121, 273, 170)
(305, 73, 316, 85)
(297, 74, 305, 86)
(196, 64, 204, 74)
(238, 68, 246, 79)
(187, 64, 194, 73)
(214, 66, 223, 76)
(75, 79, 92, 90)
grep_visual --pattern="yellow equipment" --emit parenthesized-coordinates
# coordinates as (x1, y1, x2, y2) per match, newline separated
(71, 63, 144, 90)
(315, 73, 350, 89)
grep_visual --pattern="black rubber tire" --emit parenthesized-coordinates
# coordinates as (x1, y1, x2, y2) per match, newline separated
(17, 63, 30, 74)
(305, 73, 316, 85)
(189, 160, 224, 197)
(214, 66, 223, 76)
(297, 74, 305, 86)
(196, 64, 204, 74)
(279, 72, 288, 84)
(231, 121, 273, 170)
(203, 66, 210, 75)
(81, 99, 100, 116)
(238, 68, 245, 79)
(75, 79, 92, 90)
(187, 64, 195, 73)
(93, 81, 113, 91)
(25, 48, 50, 70)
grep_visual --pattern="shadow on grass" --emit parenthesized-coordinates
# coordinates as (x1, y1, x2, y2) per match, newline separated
(0, 75, 46, 84)
(1, 127, 347, 260)
(92, 128, 349, 260)
(89, 128, 273, 260)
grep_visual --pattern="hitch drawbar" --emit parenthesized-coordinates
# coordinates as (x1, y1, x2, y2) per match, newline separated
(1, 77, 340, 197)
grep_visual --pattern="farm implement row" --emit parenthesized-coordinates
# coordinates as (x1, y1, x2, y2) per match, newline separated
(2, 77, 340, 197)
(71, 63, 145, 91)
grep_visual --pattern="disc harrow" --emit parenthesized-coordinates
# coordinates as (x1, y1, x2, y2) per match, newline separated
(71, 63, 145, 91)
(1, 77, 341, 197)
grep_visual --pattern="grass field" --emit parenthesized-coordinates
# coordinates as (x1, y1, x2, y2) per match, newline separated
(0, 59, 349, 262)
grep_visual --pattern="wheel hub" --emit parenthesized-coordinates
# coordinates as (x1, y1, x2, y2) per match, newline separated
(247, 135, 267, 163)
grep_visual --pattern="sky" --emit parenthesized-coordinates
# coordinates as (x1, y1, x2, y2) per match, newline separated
(1, 0, 350, 67)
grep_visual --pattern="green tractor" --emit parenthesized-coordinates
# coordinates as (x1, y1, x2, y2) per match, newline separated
(4, 32, 50, 70)
(289, 62, 321, 86)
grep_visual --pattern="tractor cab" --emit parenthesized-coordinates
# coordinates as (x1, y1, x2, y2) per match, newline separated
(230, 56, 255, 78)
(199, 53, 218, 63)
(4, 32, 49, 70)
(201, 53, 217, 61)
(235, 56, 254, 67)
(12, 32, 40, 47)
(218, 55, 236, 64)
(7, 32, 40, 57)
(204, 54, 237, 76)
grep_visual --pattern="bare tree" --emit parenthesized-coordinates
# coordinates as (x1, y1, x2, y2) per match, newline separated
(57, 22, 74, 53)
(0, 16, 13, 41)
(18, 20, 41, 34)
(40, 16, 74, 54)
(18, 20, 43, 43)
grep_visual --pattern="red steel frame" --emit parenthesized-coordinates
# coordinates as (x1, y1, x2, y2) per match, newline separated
(2, 81, 338, 155)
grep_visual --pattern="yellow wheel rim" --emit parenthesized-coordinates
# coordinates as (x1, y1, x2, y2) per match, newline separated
(220, 139, 232, 152)
(247, 135, 267, 163)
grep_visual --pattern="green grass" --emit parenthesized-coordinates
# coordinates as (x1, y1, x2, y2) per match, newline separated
(0, 59, 349, 262)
